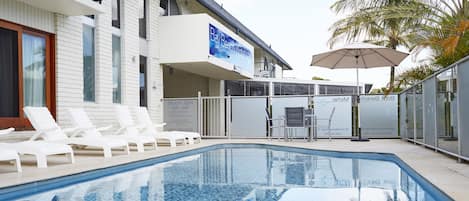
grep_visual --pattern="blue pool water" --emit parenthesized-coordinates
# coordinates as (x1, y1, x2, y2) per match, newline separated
(1, 144, 451, 201)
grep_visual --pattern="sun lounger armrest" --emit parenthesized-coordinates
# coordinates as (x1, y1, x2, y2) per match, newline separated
(116, 124, 144, 135)
(63, 127, 81, 138)
(96, 125, 113, 132)
(115, 125, 132, 135)
(0, 128, 14, 136)
(29, 131, 44, 141)
(62, 127, 78, 133)
(29, 127, 67, 141)
(153, 123, 167, 128)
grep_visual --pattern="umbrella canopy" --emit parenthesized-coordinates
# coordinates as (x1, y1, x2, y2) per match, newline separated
(310, 42, 409, 141)
(310, 42, 409, 69)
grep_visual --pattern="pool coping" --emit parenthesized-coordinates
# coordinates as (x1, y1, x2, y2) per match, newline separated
(0, 142, 454, 201)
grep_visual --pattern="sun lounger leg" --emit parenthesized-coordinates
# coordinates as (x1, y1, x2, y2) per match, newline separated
(188, 138, 194, 145)
(103, 147, 113, 158)
(168, 139, 175, 147)
(15, 157, 22, 172)
(67, 152, 75, 164)
(136, 143, 144, 152)
(36, 155, 48, 168)
(124, 145, 130, 155)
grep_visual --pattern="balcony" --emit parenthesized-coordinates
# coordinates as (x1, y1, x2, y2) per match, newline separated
(17, 0, 105, 16)
(158, 14, 254, 80)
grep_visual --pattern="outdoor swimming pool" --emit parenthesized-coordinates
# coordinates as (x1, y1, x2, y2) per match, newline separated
(1, 144, 451, 201)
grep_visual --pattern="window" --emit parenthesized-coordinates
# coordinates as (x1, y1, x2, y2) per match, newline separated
(159, 0, 180, 16)
(224, 81, 269, 96)
(140, 56, 147, 107)
(319, 85, 358, 95)
(246, 81, 269, 96)
(0, 20, 55, 128)
(139, 0, 147, 38)
(23, 33, 46, 107)
(112, 0, 120, 28)
(83, 25, 95, 102)
(274, 83, 311, 95)
(225, 80, 245, 96)
(0, 27, 19, 118)
(112, 35, 121, 103)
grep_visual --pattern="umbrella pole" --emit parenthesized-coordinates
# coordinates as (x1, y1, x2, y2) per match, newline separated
(351, 67, 369, 142)
(356, 67, 359, 95)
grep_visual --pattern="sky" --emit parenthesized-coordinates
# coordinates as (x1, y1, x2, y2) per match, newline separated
(215, 0, 431, 89)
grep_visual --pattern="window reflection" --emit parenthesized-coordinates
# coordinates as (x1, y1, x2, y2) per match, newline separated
(415, 84, 424, 143)
(436, 68, 459, 154)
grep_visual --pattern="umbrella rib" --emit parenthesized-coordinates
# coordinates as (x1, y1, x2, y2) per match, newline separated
(359, 49, 367, 68)
(331, 53, 347, 69)
(370, 49, 398, 66)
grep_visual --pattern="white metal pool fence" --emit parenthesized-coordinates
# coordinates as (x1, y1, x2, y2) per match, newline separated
(164, 55, 469, 163)
(398, 55, 469, 162)
(163, 93, 399, 140)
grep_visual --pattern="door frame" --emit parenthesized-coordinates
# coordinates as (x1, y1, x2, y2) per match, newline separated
(0, 19, 56, 129)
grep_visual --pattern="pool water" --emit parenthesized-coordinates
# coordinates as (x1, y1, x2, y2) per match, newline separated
(4, 144, 451, 201)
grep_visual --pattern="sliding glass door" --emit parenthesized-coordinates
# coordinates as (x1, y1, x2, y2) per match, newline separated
(22, 33, 46, 107)
(0, 27, 19, 118)
(0, 20, 54, 129)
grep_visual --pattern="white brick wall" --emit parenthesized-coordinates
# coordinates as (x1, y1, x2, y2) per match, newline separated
(55, 14, 84, 127)
(148, 0, 164, 123)
(0, 0, 165, 138)
(83, 0, 116, 128)
(121, 0, 141, 107)
(0, 0, 54, 33)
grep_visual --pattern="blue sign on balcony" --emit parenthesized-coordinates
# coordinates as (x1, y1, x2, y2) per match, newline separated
(209, 24, 253, 75)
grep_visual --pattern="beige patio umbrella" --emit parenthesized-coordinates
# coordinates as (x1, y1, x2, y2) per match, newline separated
(310, 42, 409, 141)
(310, 42, 409, 94)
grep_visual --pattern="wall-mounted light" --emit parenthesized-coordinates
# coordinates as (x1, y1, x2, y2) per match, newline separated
(169, 67, 174, 75)
(132, 56, 136, 63)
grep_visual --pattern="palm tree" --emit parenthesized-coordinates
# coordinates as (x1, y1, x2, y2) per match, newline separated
(394, 64, 438, 89)
(328, 0, 422, 93)
(377, 0, 469, 67)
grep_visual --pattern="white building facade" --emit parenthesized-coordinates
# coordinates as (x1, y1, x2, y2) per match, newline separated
(0, 0, 366, 135)
(0, 0, 164, 131)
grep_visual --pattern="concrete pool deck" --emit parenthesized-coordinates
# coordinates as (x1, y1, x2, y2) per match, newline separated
(0, 139, 468, 200)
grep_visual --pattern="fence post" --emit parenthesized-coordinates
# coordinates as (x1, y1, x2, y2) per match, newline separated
(412, 88, 417, 144)
(456, 64, 462, 162)
(227, 94, 232, 139)
(198, 91, 203, 136)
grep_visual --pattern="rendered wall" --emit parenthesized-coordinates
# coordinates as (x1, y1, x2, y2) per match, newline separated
(163, 67, 210, 98)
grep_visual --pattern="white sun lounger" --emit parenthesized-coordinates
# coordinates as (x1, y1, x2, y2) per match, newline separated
(135, 107, 201, 144)
(115, 105, 176, 146)
(68, 108, 155, 153)
(0, 132, 22, 172)
(23, 107, 129, 158)
(0, 127, 73, 169)
(113, 105, 158, 151)
(134, 107, 189, 146)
